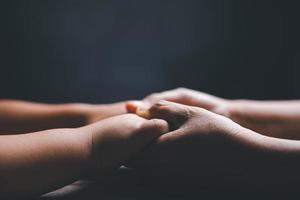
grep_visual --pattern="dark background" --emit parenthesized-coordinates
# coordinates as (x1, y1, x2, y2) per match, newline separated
(0, 0, 299, 103)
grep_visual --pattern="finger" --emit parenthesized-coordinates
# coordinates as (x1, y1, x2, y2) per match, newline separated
(125, 118, 177, 169)
(136, 119, 170, 142)
(144, 90, 183, 105)
(126, 101, 139, 113)
(149, 100, 191, 128)
(126, 101, 150, 113)
(126, 101, 151, 119)
(126, 127, 182, 167)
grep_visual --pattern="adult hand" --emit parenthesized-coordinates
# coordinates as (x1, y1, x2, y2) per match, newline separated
(144, 88, 300, 140)
(128, 101, 299, 177)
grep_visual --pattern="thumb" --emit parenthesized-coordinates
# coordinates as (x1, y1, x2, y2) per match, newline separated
(126, 101, 150, 113)
(137, 119, 169, 141)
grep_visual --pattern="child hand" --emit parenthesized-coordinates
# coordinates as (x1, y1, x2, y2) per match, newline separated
(80, 114, 169, 177)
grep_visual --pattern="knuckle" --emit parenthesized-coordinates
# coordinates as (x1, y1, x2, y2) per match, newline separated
(178, 106, 199, 123)
(175, 87, 188, 93)
(175, 88, 192, 101)
(145, 93, 159, 100)
(196, 107, 211, 115)
(124, 114, 144, 129)
(149, 102, 170, 114)
(180, 107, 193, 120)
(179, 91, 190, 101)
(149, 102, 162, 112)
(149, 119, 162, 131)
(150, 119, 166, 132)
(125, 113, 140, 119)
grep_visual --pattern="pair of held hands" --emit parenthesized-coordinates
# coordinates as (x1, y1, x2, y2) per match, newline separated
(85, 88, 273, 178)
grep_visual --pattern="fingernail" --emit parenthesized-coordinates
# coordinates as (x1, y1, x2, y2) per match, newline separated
(137, 109, 151, 119)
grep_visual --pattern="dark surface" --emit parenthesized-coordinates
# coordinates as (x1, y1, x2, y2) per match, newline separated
(0, 0, 299, 103)
(37, 168, 300, 200)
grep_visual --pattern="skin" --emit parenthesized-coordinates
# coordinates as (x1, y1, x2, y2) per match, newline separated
(143, 88, 300, 140)
(0, 114, 169, 199)
(127, 101, 300, 177)
(0, 100, 127, 134)
(2, 93, 300, 197)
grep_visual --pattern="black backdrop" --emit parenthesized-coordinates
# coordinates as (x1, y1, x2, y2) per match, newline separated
(0, 0, 299, 103)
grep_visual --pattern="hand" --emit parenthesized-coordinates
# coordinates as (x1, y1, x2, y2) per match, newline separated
(144, 88, 231, 117)
(80, 114, 169, 177)
(144, 88, 300, 140)
(128, 101, 278, 177)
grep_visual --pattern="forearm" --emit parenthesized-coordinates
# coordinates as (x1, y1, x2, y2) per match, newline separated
(228, 100, 300, 139)
(0, 128, 90, 199)
(226, 124, 300, 174)
(0, 100, 91, 134)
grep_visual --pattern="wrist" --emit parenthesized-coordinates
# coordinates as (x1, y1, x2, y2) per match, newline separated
(219, 100, 248, 123)
(212, 99, 235, 119)
(62, 103, 100, 126)
(218, 118, 291, 155)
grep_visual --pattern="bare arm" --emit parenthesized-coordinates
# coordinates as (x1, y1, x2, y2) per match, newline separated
(0, 128, 89, 199)
(0, 100, 126, 134)
(228, 100, 300, 139)
(0, 114, 168, 199)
